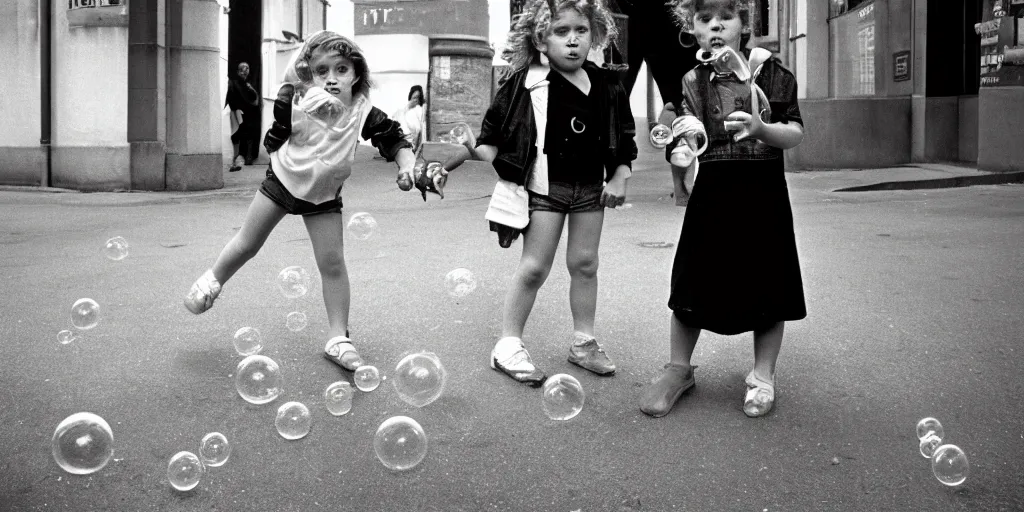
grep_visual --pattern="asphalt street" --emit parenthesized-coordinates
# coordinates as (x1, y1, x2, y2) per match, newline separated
(1, 147, 1022, 511)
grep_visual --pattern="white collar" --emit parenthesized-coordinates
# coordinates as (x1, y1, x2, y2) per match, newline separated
(525, 63, 550, 89)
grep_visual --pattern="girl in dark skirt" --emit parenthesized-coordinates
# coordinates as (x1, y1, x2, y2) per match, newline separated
(640, 0, 806, 418)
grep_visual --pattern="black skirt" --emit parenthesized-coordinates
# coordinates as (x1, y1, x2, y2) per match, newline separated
(668, 158, 806, 335)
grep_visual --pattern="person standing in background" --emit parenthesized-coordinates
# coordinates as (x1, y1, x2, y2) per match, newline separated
(394, 85, 427, 153)
(226, 61, 263, 172)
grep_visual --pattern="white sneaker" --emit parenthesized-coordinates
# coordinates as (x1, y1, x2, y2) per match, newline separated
(184, 269, 221, 315)
(490, 337, 546, 387)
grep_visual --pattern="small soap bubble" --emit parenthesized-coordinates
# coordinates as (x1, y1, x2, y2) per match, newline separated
(393, 352, 448, 408)
(103, 236, 129, 261)
(167, 451, 204, 491)
(277, 266, 311, 299)
(444, 268, 477, 298)
(199, 432, 230, 467)
(374, 416, 428, 471)
(354, 365, 381, 392)
(324, 381, 354, 416)
(275, 402, 312, 440)
(70, 298, 100, 331)
(541, 374, 585, 421)
(285, 312, 308, 332)
(51, 412, 114, 475)
(919, 433, 942, 459)
(931, 444, 969, 486)
(916, 417, 944, 440)
(235, 355, 283, 405)
(450, 124, 469, 144)
(57, 330, 78, 345)
(649, 124, 673, 148)
(232, 327, 263, 356)
(347, 212, 377, 241)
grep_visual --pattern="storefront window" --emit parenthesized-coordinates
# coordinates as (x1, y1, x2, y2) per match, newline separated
(829, 1, 876, 97)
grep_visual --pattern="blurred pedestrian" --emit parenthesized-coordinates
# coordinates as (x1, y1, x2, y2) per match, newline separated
(394, 85, 427, 152)
(226, 61, 262, 171)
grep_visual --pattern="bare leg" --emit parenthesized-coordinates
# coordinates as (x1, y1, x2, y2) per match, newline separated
(303, 212, 350, 340)
(751, 321, 784, 381)
(211, 193, 287, 285)
(501, 211, 565, 338)
(564, 210, 604, 335)
(669, 313, 701, 367)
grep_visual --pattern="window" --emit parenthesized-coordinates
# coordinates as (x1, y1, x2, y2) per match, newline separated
(829, 2, 876, 97)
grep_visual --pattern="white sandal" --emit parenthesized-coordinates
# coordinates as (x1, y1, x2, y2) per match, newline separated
(743, 372, 775, 418)
(323, 336, 364, 371)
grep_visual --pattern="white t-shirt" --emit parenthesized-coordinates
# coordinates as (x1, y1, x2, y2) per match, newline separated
(271, 88, 375, 205)
(396, 104, 423, 146)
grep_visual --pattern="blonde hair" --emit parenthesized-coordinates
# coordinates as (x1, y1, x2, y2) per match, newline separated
(502, 0, 618, 71)
(282, 30, 374, 97)
(666, 0, 752, 34)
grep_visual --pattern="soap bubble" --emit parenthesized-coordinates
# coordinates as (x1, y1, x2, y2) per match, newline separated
(51, 412, 114, 475)
(199, 432, 230, 467)
(374, 416, 428, 471)
(232, 327, 263, 356)
(347, 212, 377, 241)
(354, 365, 381, 392)
(931, 444, 969, 486)
(324, 381, 354, 416)
(919, 432, 942, 459)
(541, 374, 585, 421)
(285, 311, 308, 332)
(103, 236, 129, 261)
(275, 402, 312, 440)
(444, 268, 477, 298)
(167, 451, 204, 491)
(70, 298, 100, 331)
(916, 417, 944, 440)
(649, 124, 672, 148)
(393, 352, 448, 408)
(235, 355, 283, 404)
(277, 266, 311, 299)
(57, 330, 78, 345)
(450, 124, 469, 144)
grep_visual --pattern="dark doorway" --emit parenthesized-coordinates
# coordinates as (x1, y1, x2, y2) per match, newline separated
(228, 0, 263, 103)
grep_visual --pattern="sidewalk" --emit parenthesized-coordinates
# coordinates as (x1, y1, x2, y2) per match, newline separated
(2, 143, 1021, 206)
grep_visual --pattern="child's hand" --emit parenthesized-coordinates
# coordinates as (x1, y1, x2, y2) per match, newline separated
(601, 173, 628, 208)
(724, 83, 767, 142)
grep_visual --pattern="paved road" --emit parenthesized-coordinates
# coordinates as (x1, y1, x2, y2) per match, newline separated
(1, 149, 1022, 511)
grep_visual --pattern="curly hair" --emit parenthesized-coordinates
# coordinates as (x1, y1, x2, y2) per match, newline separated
(666, 0, 752, 34)
(283, 30, 374, 98)
(502, 0, 619, 71)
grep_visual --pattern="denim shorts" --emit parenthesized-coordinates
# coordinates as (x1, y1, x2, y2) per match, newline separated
(259, 167, 343, 216)
(529, 181, 604, 214)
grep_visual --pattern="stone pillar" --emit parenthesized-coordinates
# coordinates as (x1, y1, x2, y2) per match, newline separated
(128, 0, 167, 190)
(164, 0, 222, 191)
(427, 36, 494, 141)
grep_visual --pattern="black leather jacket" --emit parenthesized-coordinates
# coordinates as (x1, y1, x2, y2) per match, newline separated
(478, 61, 638, 186)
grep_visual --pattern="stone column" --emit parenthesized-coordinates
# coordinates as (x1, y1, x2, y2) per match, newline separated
(427, 36, 494, 141)
(128, 0, 167, 190)
(164, 0, 222, 191)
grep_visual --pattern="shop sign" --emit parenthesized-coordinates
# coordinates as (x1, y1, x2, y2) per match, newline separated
(893, 51, 910, 82)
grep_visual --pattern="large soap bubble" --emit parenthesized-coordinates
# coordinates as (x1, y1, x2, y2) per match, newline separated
(275, 402, 312, 440)
(374, 416, 428, 471)
(70, 298, 100, 330)
(324, 381, 354, 416)
(51, 412, 114, 475)
(444, 268, 477, 298)
(103, 236, 129, 261)
(916, 417, 944, 440)
(541, 374, 585, 421)
(167, 451, 204, 491)
(277, 266, 311, 299)
(354, 365, 381, 392)
(199, 432, 231, 467)
(931, 444, 969, 486)
(393, 352, 448, 408)
(347, 212, 377, 241)
(235, 355, 283, 404)
(232, 327, 263, 356)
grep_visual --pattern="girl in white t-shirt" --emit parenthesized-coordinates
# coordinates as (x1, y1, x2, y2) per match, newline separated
(184, 31, 422, 373)
(394, 85, 427, 152)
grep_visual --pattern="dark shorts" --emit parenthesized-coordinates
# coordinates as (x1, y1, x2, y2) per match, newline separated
(259, 167, 343, 216)
(528, 181, 604, 214)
